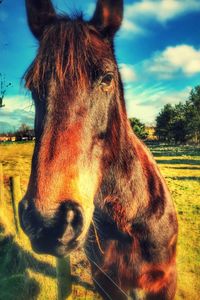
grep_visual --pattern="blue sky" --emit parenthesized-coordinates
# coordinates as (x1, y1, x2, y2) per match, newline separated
(0, 0, 200, 133)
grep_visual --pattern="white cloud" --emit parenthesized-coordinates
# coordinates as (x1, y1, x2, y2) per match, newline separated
(0, 95, 34, 132)
(2, 95, 34, 112)
(120, 19, 146, 37)
(145, 45, 200, 79)
(124, 84, 191, 124)
(119, 64, 137, 82)
(125, 83, 166, 121)
(125, 0, 200, 23)
(119, 0, 200, 37)
(158, 86, 191, 105)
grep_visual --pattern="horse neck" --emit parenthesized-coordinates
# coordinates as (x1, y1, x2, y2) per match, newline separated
(97, 110, 170, 233)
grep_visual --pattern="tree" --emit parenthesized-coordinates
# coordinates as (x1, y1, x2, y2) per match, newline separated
(16, 124, 34, 140)
(156, 85, 200, 144)
(156, 103, 189, 144)
(129, 117, 148, 140)
(0, 73, 12, 108)
(18, 123, 31, 133)
(170, 103, 188, 144)
(156, 104, 176, 142)
(185, 86, 200, 143)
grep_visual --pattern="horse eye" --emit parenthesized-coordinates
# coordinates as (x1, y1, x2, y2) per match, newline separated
(97, 132, 107, 140)
(101, 73, 113, 86)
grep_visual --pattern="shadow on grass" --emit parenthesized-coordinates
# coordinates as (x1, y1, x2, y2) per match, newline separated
(167, 166, 200, 170)
(167, 176, 200, 181)
(147, 144, 200, 157)
(0, 225, 95, 300)
(156, 159, 200, 165)
(0, 230, 40, 300)
(152, 150, 200, 157)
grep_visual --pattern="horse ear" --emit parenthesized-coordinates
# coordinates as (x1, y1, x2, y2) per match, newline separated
(91, 0, 123, 37)
(25, 0, 57, 40)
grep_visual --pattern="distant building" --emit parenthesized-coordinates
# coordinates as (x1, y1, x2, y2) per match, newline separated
(0, 135, 16, 142)
(0, 130, 36, 142)
(15, 129, 35, 141)
(145, 126, 158, 141)
(10, 136, 16, 142)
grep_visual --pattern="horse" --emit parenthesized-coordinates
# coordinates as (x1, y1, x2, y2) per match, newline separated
(19, 1, 178, 299)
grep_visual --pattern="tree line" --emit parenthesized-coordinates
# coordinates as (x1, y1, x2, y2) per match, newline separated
(129, 85, 200, 144)
(156, 85, 200, 144)
(0, 124, 35, 141)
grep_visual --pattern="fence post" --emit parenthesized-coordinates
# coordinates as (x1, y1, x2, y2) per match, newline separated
(0, 163, 3, 202)
(10, 176, 22, 236)
(56, 256, 73, 300)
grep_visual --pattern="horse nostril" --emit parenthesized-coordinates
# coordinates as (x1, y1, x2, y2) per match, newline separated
(57, 200, 84, 245)
(66, 210, 75, 224)
(18, 198, 85, 256)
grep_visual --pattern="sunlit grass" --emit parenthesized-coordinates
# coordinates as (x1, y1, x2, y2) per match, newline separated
(151, 145, 200, 300)
(0, 142, 200, 299)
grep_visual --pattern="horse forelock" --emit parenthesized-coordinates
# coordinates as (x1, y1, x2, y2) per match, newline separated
(25, 16, 113, 96)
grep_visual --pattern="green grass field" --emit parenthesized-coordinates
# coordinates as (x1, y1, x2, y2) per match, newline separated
(0, 142, 199, 300)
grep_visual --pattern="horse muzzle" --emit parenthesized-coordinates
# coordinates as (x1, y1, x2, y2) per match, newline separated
(18, 198, 85, 257)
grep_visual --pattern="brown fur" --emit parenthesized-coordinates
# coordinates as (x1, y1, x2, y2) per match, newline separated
(25, 19, 112, 96)
(20, 1, 178, 299)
